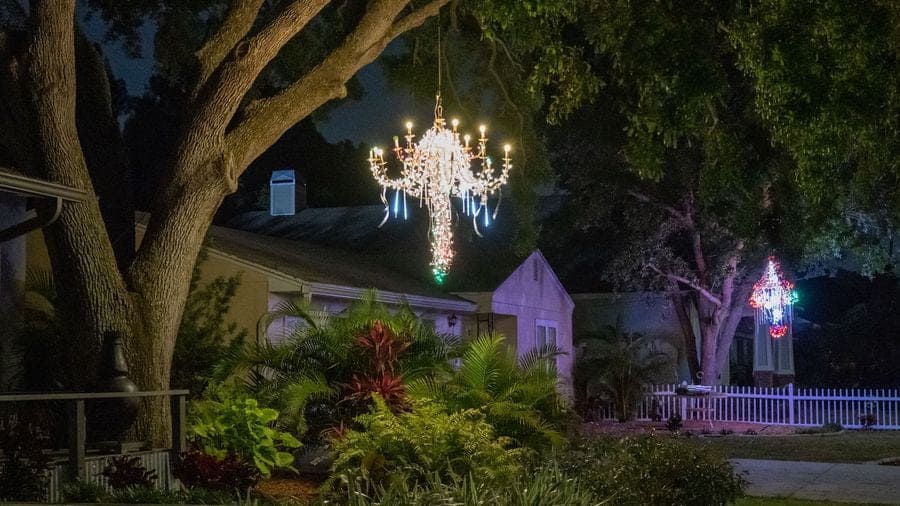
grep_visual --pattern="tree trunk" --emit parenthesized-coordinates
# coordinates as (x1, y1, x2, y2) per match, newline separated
(25, 0, 135, 389)
(125, 161, 229, 444)
(670, 285, 701, 381)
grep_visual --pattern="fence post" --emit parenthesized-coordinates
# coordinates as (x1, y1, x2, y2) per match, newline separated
(66, 399, 85, 482)
(170, 393, 187, 455)
(787, 383, 795, 425)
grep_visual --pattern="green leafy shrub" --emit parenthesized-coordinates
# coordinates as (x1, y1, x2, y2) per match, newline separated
(407, 333, 568, 451)
(557, 437, 745, 506)
(172, 253, 247, 398)
(190, 388, 300, 477)
(100, 455, 157, 490)
(576, 325, 669, 422)
(61, 480, 108, 503)
(329, 396, 523, 494)
(338, 464, 599, 506)
(108, 486, 183, 504)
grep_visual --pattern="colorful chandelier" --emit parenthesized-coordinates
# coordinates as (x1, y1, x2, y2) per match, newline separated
(749, 257, 798, 338)
(368, 95, 511, 284)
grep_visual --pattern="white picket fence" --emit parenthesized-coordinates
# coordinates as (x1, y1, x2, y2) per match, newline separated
(594, 384, 900, 429)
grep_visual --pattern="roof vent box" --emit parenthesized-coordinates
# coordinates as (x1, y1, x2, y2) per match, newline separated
(269, 169, 295, 216)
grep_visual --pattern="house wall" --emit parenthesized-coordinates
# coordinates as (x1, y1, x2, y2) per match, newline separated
(572, 292, 693, 384)
(484, 252, 576, 395)
(0, 194, 26, 390)
(264, 292, 465, 345)
(23, 227, 272, 347)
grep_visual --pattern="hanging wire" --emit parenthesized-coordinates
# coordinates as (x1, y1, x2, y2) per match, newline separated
(437, 8, 442, 96)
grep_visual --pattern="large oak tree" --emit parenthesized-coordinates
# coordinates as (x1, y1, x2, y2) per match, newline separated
(0, 0, 447, 442)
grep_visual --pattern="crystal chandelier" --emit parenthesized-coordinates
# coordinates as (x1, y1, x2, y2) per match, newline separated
(368, 95, 511, 283)
(749, 257, 798, 338)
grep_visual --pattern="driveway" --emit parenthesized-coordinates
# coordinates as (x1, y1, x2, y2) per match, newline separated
(732, 458, 900, 505)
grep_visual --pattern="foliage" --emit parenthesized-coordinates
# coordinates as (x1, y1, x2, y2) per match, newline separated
(576, 325, 669, 421)
(107, 486, 184, 505)
(177, 486, 240, 505)
(60, 480, 107, 503)
(100, 455, 158, 490)
(214, 295, 458, 440)
(172, 252, 247, 397)
(189, 387, 300, 478)
(328, 396, 524, 495)
(173, 447, 258, 492)
(336, 464, 599, 506)
(14, 269, 72, 391)
(729, 0, 900, 205)
(407, 333, 568, 450)
(666, 414, 683, 432)
(558, 437, 745, 506)
(0, 422, 51, 502)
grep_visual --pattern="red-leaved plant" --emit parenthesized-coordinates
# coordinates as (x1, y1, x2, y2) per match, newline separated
(341, 321, 410, 411)
(172, 447, 257, 491)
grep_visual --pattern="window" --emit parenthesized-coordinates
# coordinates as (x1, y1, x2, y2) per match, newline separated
(535, 319, 558, 350)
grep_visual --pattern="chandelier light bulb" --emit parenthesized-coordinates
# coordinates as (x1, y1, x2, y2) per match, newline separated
(369, 95, 512, 283)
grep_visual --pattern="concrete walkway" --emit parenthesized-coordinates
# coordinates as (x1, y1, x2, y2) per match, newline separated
(732, 459, 900, 504)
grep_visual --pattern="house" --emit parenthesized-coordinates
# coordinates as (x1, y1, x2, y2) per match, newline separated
(224, 206, 576, 391)
(456, 250, 575, 393)
(18, 205, 576, 391)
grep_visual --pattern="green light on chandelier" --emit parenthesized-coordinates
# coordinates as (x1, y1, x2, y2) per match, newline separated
(433, 268, 446, 285)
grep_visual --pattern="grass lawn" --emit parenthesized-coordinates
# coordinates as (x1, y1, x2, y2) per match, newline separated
(679, 430, 900, 463)
(736, 498, 882, 506)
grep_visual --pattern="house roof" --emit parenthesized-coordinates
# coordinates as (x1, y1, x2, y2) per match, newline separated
(143, 212, 475, 310)
(224, 196, 569, 292)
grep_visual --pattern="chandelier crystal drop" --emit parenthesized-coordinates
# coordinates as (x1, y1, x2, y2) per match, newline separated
(749, 257, 798, 338)
(368, 95, 512, 283)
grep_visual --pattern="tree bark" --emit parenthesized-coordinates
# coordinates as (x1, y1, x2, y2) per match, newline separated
(24, 0, 135, 388)
(670, 286, 701, 381)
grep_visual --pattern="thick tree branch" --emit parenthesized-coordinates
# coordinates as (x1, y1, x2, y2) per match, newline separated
(628, 189, 688, 223)
(227, 0, 450, 170)
(388, 0, 447, 39)
(649, 264, 723, 307)
(164, 0, 329, 197)
(194, 0, 266, 96)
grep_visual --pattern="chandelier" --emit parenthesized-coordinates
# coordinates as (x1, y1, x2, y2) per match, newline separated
(749, 257, 798, 338)
(368, 95, 511, 283)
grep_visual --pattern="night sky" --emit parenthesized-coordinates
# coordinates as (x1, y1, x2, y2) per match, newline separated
(84, 14, 430, 147)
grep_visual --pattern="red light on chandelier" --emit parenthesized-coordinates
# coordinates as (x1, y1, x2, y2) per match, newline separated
(749, 257, 797, 339)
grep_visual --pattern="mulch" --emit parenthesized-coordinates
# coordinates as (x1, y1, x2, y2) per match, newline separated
(255, 472, 324, 505)
(579, 419, 798, 437)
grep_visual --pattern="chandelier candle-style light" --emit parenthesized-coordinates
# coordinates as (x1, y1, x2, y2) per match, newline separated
(368, 95, 512, 284)
(749, 257, 798, 338)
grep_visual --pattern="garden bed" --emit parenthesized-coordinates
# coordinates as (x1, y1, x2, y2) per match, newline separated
(581, 420, 797, 437)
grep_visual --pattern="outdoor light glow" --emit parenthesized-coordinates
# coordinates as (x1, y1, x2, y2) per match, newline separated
(368, 95, 512, 282)
(749, 257, 798, 339)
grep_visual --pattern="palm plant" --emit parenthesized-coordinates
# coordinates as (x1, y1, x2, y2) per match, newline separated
(408, 333, 568, 450)
(577, 325, 669, 422)
(212, 293, 460, 439)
